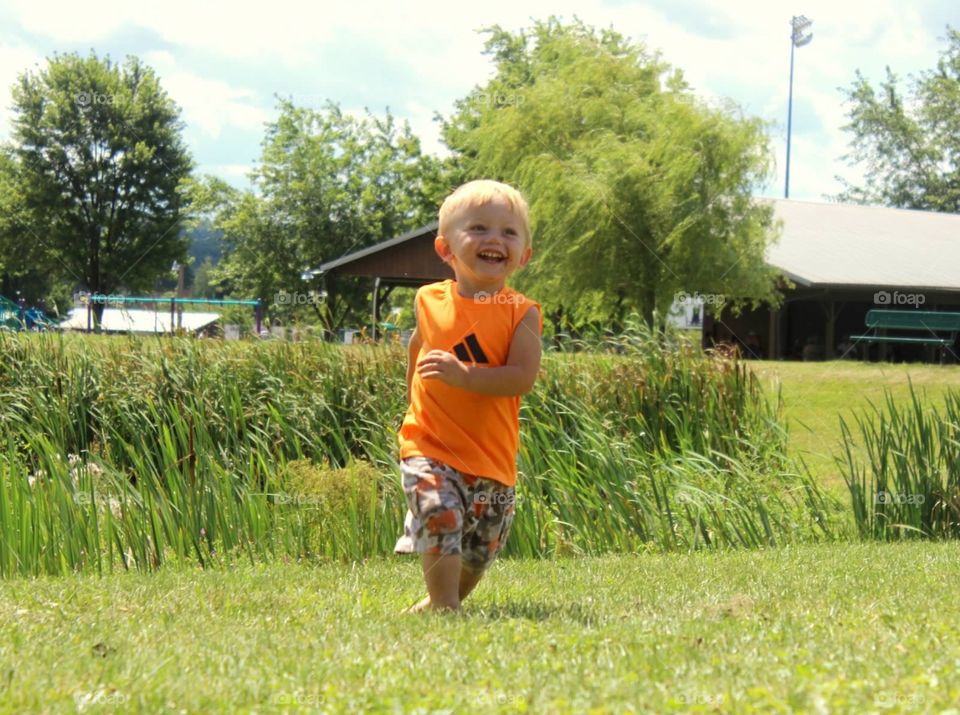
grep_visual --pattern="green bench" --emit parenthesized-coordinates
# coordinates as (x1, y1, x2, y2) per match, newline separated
(851, 309, 960, 360)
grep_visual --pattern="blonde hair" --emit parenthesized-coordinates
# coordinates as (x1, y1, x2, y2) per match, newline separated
(438, 180, 532, 248)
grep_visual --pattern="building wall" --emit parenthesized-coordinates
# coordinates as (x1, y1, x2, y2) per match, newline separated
(337, 231, 453, 282)
(705, 289, 960, 362)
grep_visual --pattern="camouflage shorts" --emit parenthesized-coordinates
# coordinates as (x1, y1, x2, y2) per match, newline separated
(394, 456, 515, 573)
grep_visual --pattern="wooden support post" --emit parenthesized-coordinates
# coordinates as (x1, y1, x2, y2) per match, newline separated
(773, 303, 786, 359)
(372, 276, 381, 341)
(768, 308, 778, 359)
(176, 263, 185, 331)
(825, 299, 836, 359)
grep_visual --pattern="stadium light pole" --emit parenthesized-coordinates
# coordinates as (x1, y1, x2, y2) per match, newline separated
(785, 15, 813, 199)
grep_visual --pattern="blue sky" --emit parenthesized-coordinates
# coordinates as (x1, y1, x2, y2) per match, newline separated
(0, 0, 955, 202)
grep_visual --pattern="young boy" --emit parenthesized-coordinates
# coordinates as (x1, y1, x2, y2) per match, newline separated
(394, 179, 542, 612)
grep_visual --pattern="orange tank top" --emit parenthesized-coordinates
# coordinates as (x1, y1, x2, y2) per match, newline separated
(398, 280, 542, 486)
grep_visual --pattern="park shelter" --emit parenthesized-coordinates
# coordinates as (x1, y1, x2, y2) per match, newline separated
(706, 199, 960, 361)
(304, 200, 960, 359)
(302, 222, 451, 337)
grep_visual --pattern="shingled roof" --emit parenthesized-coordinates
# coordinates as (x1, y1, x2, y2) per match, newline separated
(766, 199, 960, 292)
(303, 200, 960, 294)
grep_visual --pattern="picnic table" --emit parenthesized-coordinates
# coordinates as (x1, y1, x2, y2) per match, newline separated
(850, 309, 960, 362)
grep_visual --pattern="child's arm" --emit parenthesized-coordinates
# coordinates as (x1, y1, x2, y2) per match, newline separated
(416, 307, 541, 397)
(406, 326, 423, 403)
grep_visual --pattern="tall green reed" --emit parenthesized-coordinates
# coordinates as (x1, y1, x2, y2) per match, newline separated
(0, 327, 830, 576)
(841, 382, 960, 540)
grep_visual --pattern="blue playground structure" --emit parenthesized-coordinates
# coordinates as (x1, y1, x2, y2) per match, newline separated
(0, 295, 59, 331)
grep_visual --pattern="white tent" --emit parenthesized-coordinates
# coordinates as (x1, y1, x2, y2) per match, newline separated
(59, 307, 220, 334)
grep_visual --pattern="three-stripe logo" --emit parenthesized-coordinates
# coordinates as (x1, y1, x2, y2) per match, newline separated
(452, 334, 488, 364)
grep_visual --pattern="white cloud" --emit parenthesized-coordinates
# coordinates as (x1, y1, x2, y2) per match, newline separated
(0, 44, 44, 141)
(402, 100, 449, 158)
(197, 162, 256, 185)
(143, 51, 270, 139)
(606, 0, 941, 199)
(1, 0, 952, 201)
(9, 0, 336, 63)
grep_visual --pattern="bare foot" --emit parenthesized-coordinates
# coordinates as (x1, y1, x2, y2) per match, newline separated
(402, 595, 432, 614)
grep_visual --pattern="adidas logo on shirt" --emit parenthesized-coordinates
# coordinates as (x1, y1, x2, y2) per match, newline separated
(452, 333, 489, 364)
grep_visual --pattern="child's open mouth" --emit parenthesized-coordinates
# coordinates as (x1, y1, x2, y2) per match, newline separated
(478, 250, 507, 264)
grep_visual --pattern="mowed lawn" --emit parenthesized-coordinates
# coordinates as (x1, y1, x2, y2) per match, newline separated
(3, 544, 960, 713)
(749, 360, 960, 495)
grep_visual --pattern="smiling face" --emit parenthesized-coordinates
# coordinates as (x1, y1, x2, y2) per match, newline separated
(435, 196, 533, 296)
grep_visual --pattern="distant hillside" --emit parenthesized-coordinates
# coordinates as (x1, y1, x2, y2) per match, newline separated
(188, 220, 224, 266)
(151, 221, 225, 295)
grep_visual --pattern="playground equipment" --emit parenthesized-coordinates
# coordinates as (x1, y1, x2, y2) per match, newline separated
(85, 295, 263, 334)
(0, 296, 17, 330)
(0, 295, 58, 331)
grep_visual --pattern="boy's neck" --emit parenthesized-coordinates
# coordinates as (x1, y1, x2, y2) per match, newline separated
(452, 276, 507, 299)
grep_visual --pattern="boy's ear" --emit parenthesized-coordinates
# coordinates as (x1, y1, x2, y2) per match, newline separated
(434, 235, 454, 265)
(518, 245, 533, 268)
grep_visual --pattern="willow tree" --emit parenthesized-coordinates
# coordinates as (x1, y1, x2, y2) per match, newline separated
(443, 19, 781, 328)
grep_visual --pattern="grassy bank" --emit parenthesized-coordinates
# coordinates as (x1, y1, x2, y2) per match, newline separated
(2, 543, 958, 713)
(749, 361, 960, 494)
(0, 332, 832, 576)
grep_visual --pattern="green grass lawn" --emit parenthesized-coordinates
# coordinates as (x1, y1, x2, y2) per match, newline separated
(4, 544, 960, 713)
(749, 360, 960, 495)
(6, 353, 960, 713)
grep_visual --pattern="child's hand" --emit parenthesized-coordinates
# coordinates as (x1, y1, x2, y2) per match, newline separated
(417, 349, 469, 389)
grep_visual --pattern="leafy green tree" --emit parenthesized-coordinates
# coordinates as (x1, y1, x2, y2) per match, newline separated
(443, 19, 780, 328)
(837, 28, 960, 212)
(210, 100, 450, 332)
(7, 52, 192, 315)
(192, 256, 216, 298)
(0, 150, 34, 292)
(0, 148, 69, 311)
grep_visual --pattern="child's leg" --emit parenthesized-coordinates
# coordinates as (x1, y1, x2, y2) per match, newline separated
(422, 553, 461, 610)
(396, 457, 472, 613)
(458, 563, 484, 602)
(408, 478, 513, 613)
(394, 458, 513, 614)
(406, 558, 485, 613)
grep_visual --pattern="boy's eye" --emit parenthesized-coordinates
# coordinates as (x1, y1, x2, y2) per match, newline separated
(468, 224, 486, 232)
